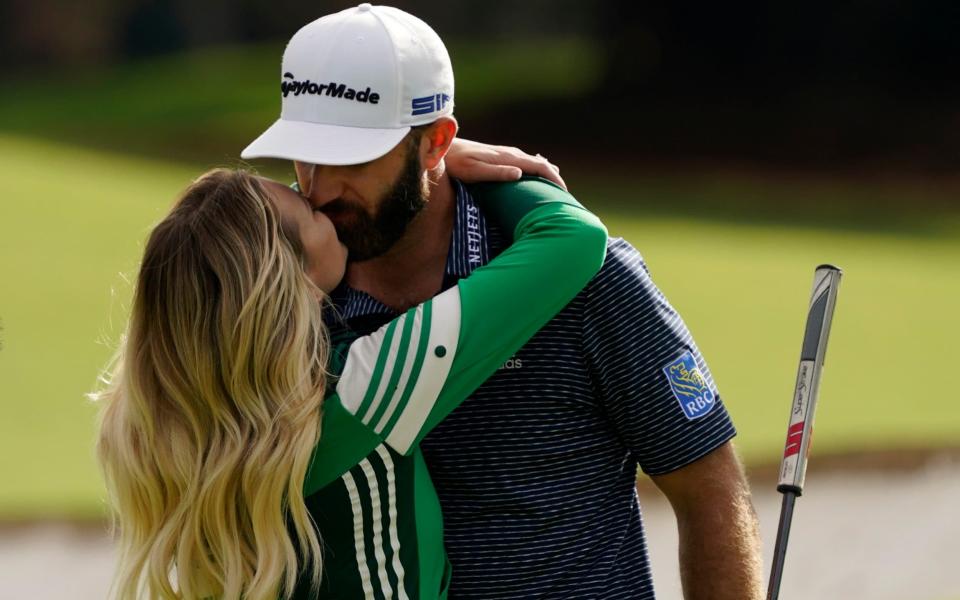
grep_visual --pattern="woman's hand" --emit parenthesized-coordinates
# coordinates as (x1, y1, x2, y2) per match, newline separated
(445, 138, 567, 190)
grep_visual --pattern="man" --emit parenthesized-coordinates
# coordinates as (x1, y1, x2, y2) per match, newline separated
(243, 4, 763, 599)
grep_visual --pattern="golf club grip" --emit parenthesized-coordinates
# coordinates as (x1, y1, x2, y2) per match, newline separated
(776, 265, 842, 495)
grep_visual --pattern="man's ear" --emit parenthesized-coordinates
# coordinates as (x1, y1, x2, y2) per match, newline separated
(418, 116, 459, 170)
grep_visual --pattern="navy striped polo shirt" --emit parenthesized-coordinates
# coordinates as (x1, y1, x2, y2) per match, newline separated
(328, 179, 736, 599)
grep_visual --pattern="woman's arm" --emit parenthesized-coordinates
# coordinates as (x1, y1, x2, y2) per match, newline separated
(336, 177, 607, 455)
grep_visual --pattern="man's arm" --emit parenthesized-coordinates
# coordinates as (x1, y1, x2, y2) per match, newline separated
(651, 441, 763, 600)
(584, 239, 762, 597)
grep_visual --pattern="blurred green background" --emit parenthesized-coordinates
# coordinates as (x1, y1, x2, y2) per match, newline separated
(1, 1, 959, 522)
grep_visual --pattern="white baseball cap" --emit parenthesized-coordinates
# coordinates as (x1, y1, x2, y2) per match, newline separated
(241, 3, 454, 166)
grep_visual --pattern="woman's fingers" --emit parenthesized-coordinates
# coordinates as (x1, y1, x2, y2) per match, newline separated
(485, 145, 567, 190)
(446, 139, 568, 190)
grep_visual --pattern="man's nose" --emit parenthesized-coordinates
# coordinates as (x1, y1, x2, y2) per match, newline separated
(297, 162, 345, 208)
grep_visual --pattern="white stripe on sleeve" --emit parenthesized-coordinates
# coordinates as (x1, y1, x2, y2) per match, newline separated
(337, 315, 399, 415)
(358, 458, 392, 598)
(341, 470, 376, 600)
(374, 305, 424, 434)
(376, 445, 409, 600)
(385, 286, 461, 454)
(360, 313, 406, 424)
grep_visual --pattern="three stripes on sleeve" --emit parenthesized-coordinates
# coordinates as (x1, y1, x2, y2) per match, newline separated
(337, 286, 462, 454)
(341, 445, 410, 600)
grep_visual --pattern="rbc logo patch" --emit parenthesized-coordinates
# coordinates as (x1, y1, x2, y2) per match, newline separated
(662, 352, 716, 420)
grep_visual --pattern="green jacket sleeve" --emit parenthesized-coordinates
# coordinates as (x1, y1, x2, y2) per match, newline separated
(308, 178, 606, 481)
(402, 179, 607, 450)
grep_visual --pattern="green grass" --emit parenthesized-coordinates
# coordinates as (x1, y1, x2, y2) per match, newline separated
(0, 135, 197, 519)
(1, 133, 958, 519)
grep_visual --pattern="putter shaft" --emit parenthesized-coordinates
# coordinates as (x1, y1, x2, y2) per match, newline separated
(766, 492, 796, 600)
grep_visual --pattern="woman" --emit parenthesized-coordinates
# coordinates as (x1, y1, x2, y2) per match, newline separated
(95, 150, 606, 599)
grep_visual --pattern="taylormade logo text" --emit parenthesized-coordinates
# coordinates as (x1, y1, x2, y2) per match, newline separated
(281, 73, 381, 104)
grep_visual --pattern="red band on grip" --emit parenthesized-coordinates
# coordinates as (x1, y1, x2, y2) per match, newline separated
(783, 421, 805, 458)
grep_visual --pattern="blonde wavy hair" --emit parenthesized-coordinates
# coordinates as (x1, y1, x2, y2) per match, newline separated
(95, 169, 328, 599)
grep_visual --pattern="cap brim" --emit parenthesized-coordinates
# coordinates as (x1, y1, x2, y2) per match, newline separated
(240, 119, 411, 165)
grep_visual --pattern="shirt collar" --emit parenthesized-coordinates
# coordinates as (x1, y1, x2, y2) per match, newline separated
(330, 178, 491, 322)
(445, 177, 492, 280)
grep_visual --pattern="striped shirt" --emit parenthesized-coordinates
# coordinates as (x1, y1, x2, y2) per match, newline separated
(329, 179, 736, 599)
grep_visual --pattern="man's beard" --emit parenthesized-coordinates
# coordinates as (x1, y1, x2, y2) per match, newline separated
(325, 149, 427, 262)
